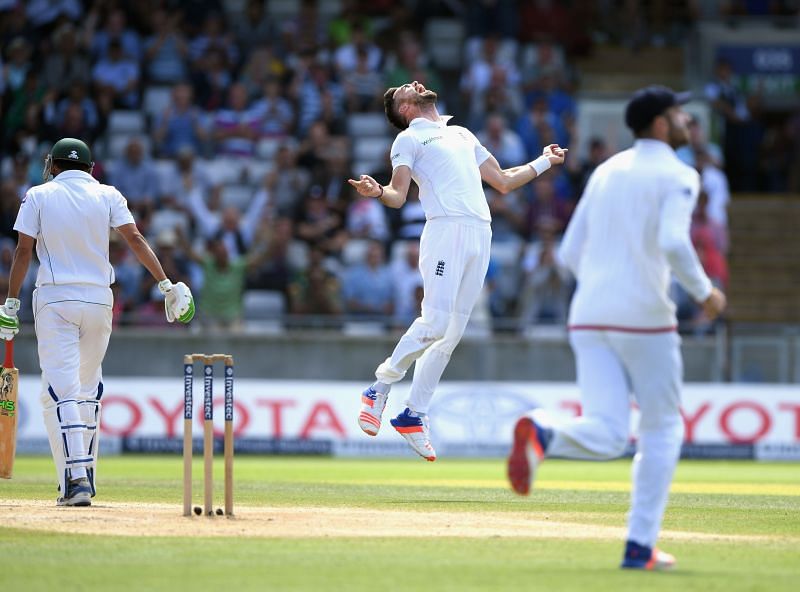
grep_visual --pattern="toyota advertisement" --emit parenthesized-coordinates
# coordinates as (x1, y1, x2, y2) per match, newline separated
(12, 378, 800, 460)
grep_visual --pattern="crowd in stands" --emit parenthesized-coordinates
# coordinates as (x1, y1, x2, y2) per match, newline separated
(0, 0, 798, 335)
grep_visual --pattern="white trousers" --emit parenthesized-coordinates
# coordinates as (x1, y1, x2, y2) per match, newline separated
(547, 330, 685, 548)
(375, 217, 491, 413)
(34, 288, 112, 491)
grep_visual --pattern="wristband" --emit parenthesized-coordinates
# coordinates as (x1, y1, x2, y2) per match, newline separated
(3, 298, 20, 314)
(529, 156, 551, 176)
(375, 185, 384, 200)
(157, 279, 174, 295)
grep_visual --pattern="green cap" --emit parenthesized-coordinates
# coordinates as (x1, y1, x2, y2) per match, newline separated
(50, 137, 92, 166)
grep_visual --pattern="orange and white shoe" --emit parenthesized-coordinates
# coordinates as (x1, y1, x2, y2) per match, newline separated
(620, 541, 676, 570)
(358, 385, 389, 436)
(507, 410, 552, 495)
(390, 408, 436, 461)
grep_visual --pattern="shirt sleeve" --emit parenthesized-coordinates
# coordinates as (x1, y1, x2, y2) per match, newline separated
(109, 189, 136, 228)
(389, 133, 417, 171)
(658, 170, 713, 302)
(459, 127, 491, 166)
(13, 192, 40, 238)
(557, 173, 595, 275)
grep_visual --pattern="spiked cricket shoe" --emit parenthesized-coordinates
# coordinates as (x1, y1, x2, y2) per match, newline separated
(391, 408, 436, 461)
(358, 385, 389, 436)
(621, 541, 676, 571)
(507, 411, 552, 495)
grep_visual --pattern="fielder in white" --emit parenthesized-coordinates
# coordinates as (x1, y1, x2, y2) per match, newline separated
(0, 138, 195, 507)
(349, 81, 566, 460)
(506, 87, 727, 569)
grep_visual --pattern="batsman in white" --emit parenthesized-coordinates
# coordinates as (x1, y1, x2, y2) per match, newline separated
(0, 138, 195, 507)
(349, 81, 566, 460)
(506, 87, 727, 569)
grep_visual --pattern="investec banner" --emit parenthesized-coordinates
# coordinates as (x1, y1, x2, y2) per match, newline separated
(13, 378, 800, 460)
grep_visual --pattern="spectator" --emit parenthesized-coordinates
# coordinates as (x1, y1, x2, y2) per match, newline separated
(294, 187, 347, 257)
(110, 137, 160, 216)
(3, 37, 32, 94)
(566, 136, 610, 197)
(0, 180, 20, 237)
(160, 146, 211, 205)
(291, 58, 345, 136)
(189, 234, 269, 331)
(515, 97, 565, 160)
(92, 38, 140, 109)
(477, 113, 526, 169)
(461, 35, 522, 128)
(189, 184, 269, 258)
(234, 0, 278, 52)
(334, 22, 382, 73)
(394, 188, 426, 240)
(341, 240, 394, 317)
(524, 177, 572, 239)
(4, 70, 46, 143)
(343, 46, 384, 112)
(212, 83, 261, 157)
(705, 58, 762, 191)
(259, 143, 310, 217)
(287, 246, 343, 316)
(192, 46, 233, 110)
(250, 77, 294, 138)
(297, 120, 340, 180)
(676, 116, 723, 169)
(246, 216, 294, 294)
(385, 36, 443, 95)
(188, 12, 239, 69)
(46, 82, 101, 142)
(347, 189, 390, 243)
(43, 23, 91, 96)
(239, 45, 287, 99)
(696, 150, 730, 249)
(153, 83, 208, 157)
(390, 241, 423, 327)
(280, 0, 327, 55)
(88, 8, 142, 62)
(518, 223, 572, 327)
(486, 187, 526, 243)
(144, 9, 189, 84)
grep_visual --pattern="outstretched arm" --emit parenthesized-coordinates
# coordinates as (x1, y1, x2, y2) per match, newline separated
(348, 165, 412, 209)
(479, 144, 568, 195)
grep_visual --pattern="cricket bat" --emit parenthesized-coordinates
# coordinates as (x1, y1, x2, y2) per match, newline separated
(0, 340, 18, 479)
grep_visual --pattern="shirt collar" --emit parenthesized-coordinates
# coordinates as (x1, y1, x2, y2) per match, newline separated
(633, 139, 676, 156)
(54, 170, 98, 183)
(409, 115, 453, 128)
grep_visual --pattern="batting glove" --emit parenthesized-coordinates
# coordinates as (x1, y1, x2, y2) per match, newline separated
(0, 298, 21, 341)
(159, 280, 195, 324)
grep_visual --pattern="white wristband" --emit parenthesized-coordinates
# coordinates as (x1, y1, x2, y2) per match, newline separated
(529, 156, 551, 176)
(157, 279, 174, 295)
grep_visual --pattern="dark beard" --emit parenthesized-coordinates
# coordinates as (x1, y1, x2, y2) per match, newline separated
(416, 90, 438, 105)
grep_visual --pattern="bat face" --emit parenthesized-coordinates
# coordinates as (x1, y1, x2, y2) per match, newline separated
(0, 363, 18, 479)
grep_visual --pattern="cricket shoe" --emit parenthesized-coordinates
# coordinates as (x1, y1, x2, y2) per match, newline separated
(57, 477, 92, 507)
(390, 408, 436, 461)
(507, 410, 553, 495)
(358, 385, 389, 436)
(620, 540, 676, 571)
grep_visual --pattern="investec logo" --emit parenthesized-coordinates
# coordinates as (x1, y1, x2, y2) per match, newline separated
(421, 136, 443, 146)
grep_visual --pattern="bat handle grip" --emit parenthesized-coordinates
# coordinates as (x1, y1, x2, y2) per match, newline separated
(3, 340, 13, 369)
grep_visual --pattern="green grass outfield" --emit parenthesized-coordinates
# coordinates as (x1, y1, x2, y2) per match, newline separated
(1, 456, 798, 591)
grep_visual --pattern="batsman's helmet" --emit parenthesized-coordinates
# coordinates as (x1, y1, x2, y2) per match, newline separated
(43, 137, 94, 181)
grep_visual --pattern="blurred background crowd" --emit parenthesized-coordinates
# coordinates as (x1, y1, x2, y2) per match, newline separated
(1, 0, 799, 335)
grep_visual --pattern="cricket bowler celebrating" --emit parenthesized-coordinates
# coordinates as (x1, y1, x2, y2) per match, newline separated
(0, 138, 194, 506)
(506, 87, 727, 569)
(349, 81, 566, 460)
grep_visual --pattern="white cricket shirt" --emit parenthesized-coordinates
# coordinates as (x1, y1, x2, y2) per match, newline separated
(559, 139, 713, 330)
(390, 116, 492, 222)
(14, 170, 135, 300)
